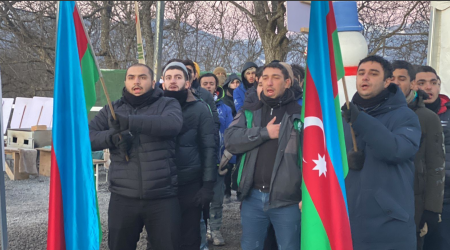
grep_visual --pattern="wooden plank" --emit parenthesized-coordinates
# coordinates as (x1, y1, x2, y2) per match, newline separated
(38, 150, 51, 177)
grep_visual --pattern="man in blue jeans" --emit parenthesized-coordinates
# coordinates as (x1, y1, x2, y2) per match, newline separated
(225, 62, 302, 250)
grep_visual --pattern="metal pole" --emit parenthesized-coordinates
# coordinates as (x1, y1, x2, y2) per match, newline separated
(153, 1, 165, 82)
(0, 66, 9, 250)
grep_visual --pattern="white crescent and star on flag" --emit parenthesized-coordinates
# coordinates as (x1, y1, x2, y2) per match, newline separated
(304, 116, 328, 178)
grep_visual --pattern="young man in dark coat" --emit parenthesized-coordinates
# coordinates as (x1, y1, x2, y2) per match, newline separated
(89, 64, 183, 250)
(342, 55, 421, 250)
(162, 62, 217, 250)
(415, 65, 450, 250)
(199, 73, 235, 246)
(225, 62, 302, 250)
(392, 61, 445, 250)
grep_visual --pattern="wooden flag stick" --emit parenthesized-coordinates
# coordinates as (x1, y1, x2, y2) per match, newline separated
(135, 1, 145, 64)
(341, 76, 358, 152)
(75, 3, 129, 161)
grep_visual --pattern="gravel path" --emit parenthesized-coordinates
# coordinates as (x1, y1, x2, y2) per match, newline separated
(1, 169, 242, 250)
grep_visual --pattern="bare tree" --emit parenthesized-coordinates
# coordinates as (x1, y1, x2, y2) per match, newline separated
(358, 1, 430, 64)
(229, 1, 289, 62)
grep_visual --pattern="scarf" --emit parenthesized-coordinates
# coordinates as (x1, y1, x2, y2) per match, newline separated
(425, 96, 441, 114)
(405, 90, 417, 104)
(122, 87, 154, 108)
(260, 89, 295, 108)
(352, 88, 390, 109)
(164, 89, 188, 107)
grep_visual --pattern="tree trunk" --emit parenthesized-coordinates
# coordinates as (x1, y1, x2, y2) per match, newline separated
(141, 1, 155, 68)
(100, 1, 115, 68)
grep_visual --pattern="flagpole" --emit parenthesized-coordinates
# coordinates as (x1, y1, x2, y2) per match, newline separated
(135, 1, 145, 64)
(341, 76, 358, 152)
(75, 3, 129, 161)
(0, 66, 9, 250)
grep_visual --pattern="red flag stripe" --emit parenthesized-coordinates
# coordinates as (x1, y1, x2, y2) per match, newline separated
(303, 69, 353, 250)
(47, 146, 66, 250)
(72, 7, 88, 64)
(326, 2, 339, 98)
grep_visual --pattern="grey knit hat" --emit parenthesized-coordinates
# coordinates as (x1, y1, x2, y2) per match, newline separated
(163, 62, 189, 79)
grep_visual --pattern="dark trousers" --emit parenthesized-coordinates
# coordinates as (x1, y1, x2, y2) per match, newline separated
(224, 164, 233, 196)
(108, 192, 181, 250)
(178, 182, 203, 250)
(423, 203, 450, 250)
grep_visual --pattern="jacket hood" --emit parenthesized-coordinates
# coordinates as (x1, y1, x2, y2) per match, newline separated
(291, 84, 303, 101)
(223, 73, 241, 89)
(358, 83, 406, 117)
(241, 62, 258, 89)
(438, 94, 450, 115)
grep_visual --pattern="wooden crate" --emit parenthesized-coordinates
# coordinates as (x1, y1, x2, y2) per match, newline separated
(36, 148, 51, 177)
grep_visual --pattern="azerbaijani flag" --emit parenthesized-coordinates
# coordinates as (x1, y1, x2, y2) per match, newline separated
(47, 2, 100, 249)
(301, 1, 353, 250)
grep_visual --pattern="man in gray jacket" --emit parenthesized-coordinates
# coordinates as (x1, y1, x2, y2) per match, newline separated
(89, 63, 183, 250)
(225, 62, 302, 250)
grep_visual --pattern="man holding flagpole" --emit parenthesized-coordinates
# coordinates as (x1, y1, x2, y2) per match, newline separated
(342, 55, 421, 249)
(89, 63, 183, 250)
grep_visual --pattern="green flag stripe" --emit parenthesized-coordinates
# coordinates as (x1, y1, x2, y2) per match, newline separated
(81, 44, 99, 114)
(81, 44, 102, 244)
(332, 30, 345, 80)
(334, 97, 349, 177)
(301, 182, 332, 249)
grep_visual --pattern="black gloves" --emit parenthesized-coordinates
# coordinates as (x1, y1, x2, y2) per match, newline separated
(194, 181, 215, 208)
(109, 113, 129, 131)
(111, 130, 134, 153)
(347, 149, 365, 171)
(420, 210, 440, 233)
(341, 103, 360, 124)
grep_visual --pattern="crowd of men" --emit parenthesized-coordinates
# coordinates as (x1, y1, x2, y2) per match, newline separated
(89, 55, 449, 250)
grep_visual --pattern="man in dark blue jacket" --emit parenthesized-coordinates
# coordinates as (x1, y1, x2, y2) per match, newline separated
(342, 55, 421, 250)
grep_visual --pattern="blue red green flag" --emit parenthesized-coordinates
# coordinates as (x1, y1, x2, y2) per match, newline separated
(47, 2, 100, 249)
(301, 1, 353, 250)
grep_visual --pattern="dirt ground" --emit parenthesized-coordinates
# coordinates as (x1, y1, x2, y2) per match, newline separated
(1, 169, 243, 250)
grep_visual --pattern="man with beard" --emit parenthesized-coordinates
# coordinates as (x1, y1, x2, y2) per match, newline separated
(89, 63, 183, 250)
(415, 65, 450, 250)
(392, 61, 445, 250)
(162, 62, 217, 250)
(225, 62, 302, 250)
(234, 62, 258, 113)
(342, 55, 420, 249)
(214, 67, 227, 87)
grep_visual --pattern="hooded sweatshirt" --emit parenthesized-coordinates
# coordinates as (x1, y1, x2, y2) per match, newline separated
(223, 73, 241, 116)
(234, 62, 258, 113)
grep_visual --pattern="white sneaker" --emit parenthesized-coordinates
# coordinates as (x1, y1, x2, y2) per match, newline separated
(212, 230, 225, 246)
(206, 224, 212, 242)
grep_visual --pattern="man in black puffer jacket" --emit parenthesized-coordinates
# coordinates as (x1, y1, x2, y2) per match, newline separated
(89, 64, 183, 250)
(162, 62, 217, 250)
